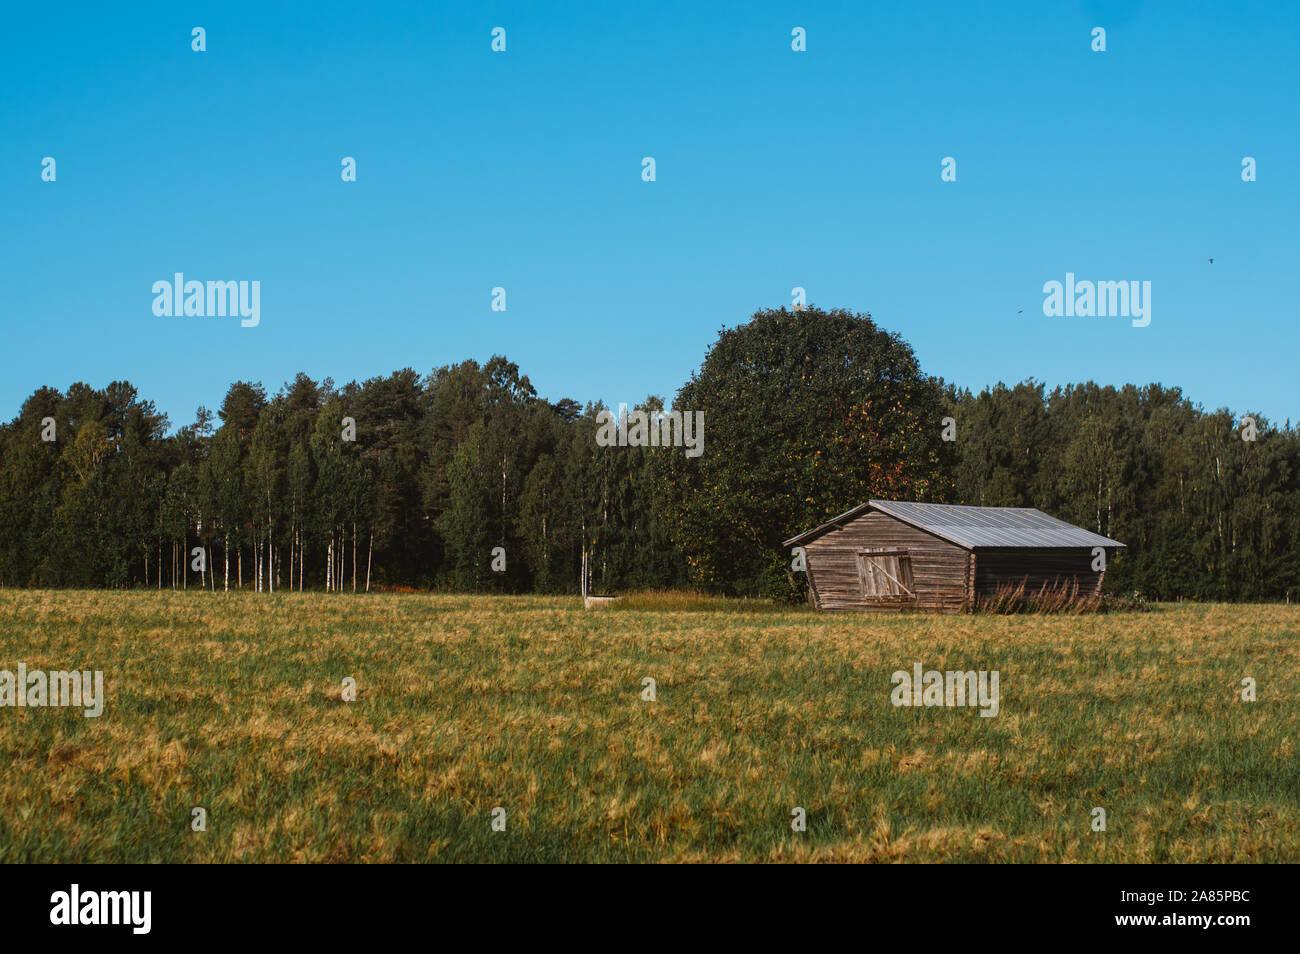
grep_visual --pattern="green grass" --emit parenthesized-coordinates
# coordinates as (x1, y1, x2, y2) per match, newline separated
(0, 590, 1297, 862)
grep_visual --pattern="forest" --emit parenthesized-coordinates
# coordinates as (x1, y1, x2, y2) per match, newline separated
(1, 307, 1296, 602)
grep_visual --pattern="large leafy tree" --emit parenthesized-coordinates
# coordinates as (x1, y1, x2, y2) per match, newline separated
(653, 306, 954, 599)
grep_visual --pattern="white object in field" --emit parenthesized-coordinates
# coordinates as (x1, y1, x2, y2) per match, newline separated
(581, 547, 617, 607)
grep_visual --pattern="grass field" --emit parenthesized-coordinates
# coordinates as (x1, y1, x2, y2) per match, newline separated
(1, 590, 1297, 863)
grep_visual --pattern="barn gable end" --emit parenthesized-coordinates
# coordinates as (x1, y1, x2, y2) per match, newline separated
(799, 510, 970, 612)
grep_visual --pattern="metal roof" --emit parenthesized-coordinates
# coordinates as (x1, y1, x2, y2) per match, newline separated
(782, 500, 1125, 550)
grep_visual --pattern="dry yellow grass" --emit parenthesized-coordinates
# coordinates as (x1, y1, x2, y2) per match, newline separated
(0, 590, 1296, 862)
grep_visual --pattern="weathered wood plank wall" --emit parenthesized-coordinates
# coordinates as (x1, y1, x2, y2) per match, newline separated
(804, 511, 969, 612)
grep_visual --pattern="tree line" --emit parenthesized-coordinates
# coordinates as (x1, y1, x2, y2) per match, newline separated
(1, 307, 1296, 601)
(0, 357, 680, 595)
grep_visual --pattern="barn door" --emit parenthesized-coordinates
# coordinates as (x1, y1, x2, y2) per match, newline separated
(856, 549, 916, 604)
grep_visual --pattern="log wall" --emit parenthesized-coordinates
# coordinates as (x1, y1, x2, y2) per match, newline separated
(803, 511, 969, 612)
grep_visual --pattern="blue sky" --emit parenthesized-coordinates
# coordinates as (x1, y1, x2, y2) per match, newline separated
(3, 1, 1297, 429)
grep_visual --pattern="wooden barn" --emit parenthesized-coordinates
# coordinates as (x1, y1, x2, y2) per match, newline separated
(782, 500, 1124, 612)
